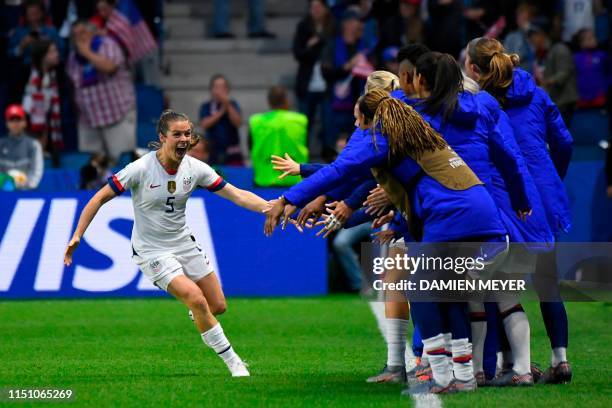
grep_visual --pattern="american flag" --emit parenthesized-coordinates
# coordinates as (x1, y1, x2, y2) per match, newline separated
(105, 0, 157, 64)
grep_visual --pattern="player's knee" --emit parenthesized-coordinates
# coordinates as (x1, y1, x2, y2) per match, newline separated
(210, 300, 227, 315)
(185, 292, 209, 313)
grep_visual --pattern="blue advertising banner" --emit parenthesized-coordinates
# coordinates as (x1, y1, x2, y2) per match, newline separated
(0, 190, 327, 298)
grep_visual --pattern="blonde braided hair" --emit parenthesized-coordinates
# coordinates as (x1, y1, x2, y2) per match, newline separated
(359, 88, 447, 160)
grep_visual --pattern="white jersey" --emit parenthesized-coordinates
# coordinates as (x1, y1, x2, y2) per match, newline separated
(108, 152, 225, 256)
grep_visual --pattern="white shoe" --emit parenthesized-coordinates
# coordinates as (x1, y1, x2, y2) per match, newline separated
(188, 310, 194, 321)
(227, 357, 250, 377)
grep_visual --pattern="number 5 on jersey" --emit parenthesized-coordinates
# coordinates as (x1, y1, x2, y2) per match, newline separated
(165, 197, 175, 213)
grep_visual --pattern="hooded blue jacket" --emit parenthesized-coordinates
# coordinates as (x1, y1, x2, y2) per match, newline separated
(503, 69, 573, 236)
(283, 128, 506, 242)
(390, 89, 553, 247)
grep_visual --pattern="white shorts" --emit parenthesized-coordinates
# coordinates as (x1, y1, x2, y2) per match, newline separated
(134, 243, 214, 291)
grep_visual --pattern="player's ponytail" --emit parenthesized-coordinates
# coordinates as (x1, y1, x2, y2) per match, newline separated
(359, 88, 447, 160)
(414, 52, 463, 120)
(467, 37, 519, 105)
(365, 70, 400, 93)
(149, 109, 192, 150)
(188, 121, 202, 150)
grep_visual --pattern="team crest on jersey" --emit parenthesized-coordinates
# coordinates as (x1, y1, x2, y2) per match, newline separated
(167, 181, 176, 193)
(149, 260, 161, 273)
(183, 176, 193, 192)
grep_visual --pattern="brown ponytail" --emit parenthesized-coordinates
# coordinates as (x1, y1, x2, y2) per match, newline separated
(467, 37, 520, 105)
(359, 88, 447, 160)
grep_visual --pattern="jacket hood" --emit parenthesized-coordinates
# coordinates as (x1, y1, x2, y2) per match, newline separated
(391, 89, 479, 127)
(505, 68, 536, 106)
(448, 91, 480, 127)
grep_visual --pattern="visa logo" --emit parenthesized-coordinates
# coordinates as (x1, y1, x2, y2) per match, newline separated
(0, 197, 219, 293)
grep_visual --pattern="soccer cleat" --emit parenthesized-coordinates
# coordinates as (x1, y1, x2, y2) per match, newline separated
(407, 363, 432, 385)
(448, 377, 477, 392)
(538, 362, 572, 384)
(488, 370, 533, 386)
(531, 363, 544, 383)
(188, 310, 194, 321)
(227, 357, 250, 377)
(401, 379, 453, 395)
(366, 364, 407, 383)
(475, 371, 487, 387)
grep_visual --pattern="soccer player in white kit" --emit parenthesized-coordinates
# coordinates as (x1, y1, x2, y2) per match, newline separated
(64, 110, 270, 377)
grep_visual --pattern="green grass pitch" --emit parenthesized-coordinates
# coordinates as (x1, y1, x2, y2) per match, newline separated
(0, 297, 610, 407)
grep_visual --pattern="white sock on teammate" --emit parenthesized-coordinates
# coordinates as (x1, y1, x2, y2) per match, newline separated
(502, 306, 531, 375)
(422, 333, 452, 387)
(468, 303, 487, 374)
(443, 332, 452, 372)
(551, 347, 567, 366)
(201, 323, 249, 376)
(386, 318, 409, 367)
(451, 338, 474, 381)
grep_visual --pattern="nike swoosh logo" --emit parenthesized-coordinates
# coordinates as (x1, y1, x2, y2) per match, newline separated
(150, 184, 161, 188)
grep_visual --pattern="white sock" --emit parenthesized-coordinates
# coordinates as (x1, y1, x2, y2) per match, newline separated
(503, 311, 531, 375)
(405, 338, 416, 371)
(423, 334, 452, 387)
(386, 318, 409, 367)
(496, 351, 504, 374)
(468, 303, 487, 374)
(201, 323, 238, 364)
(443, 332, 452, 372)
(551, 347, 567, 366)
(451, 338, 474, 381)
(369, 302, 387, 340)
(470, 321, 486, 374)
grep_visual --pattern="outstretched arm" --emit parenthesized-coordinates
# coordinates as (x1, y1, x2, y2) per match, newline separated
(215, 183, 269, 213)
(64, 185, 117, 266)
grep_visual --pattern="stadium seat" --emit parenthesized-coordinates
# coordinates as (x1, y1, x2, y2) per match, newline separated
(135, 84, 164, 148)
(116, 151, 134, 169)
(136, 84, 164, 125)
(570, 109, 609, 145)
(59, 151, 92, 170)
(137, 121, 157, 148)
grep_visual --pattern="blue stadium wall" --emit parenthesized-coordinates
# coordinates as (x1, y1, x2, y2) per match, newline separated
(0, 188, 327, 299)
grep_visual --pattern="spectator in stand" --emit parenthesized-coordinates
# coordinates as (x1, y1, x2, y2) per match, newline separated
(356, 0, 379, 52)
(399, 0, 424, 45)
(572, 28, 610, 108)
(321, 8, 368, 160)
(293, 0, 335, 156)
(528, 18, 578, 125)
(250, 86, 308, 187)
(504, 1, 538, 73)
(463, 0, 502, 40)
(22, 39, 65, 160)
(381, 46, 399, 73)
(371, 0, 404, 50)
(199, 74, 244, 166)
(7, 0, 65, 103)
(425, 0, 464, 58)
(50, 0, 96, 37)
(67, 20, 136, 163)
(90, 0, 159, 85)
(0, 104, 43, 190)
(79, 152, 111, 190)
(557, 0, 604, 42)
(607, 138, 612, 197)
(188, 136, 211, 163)
(211, 0, 276, 39)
